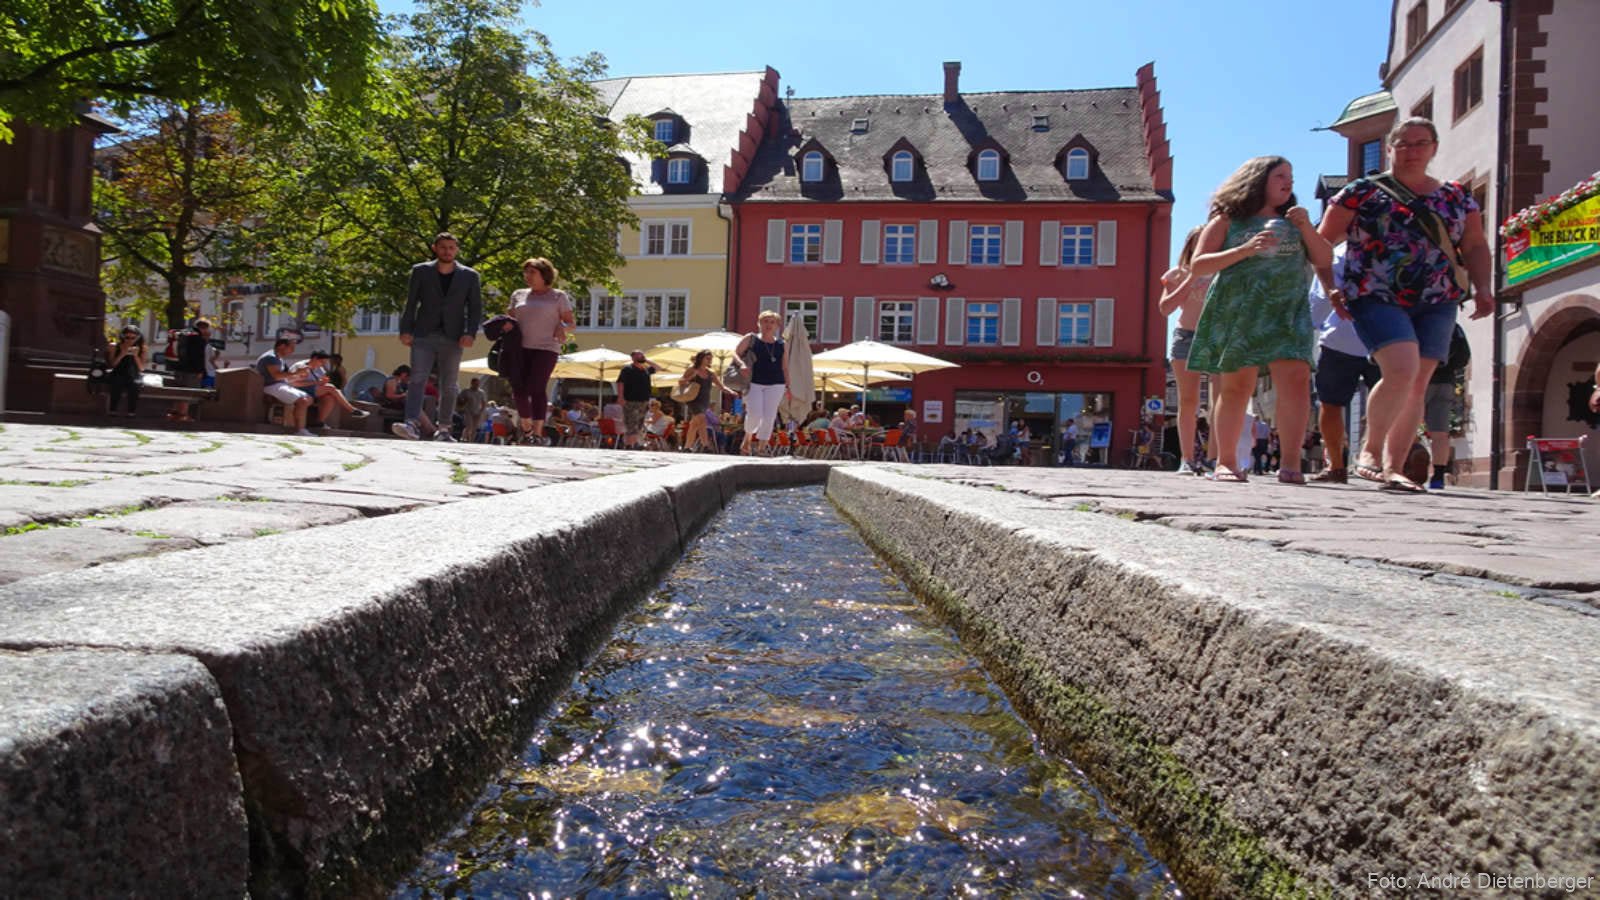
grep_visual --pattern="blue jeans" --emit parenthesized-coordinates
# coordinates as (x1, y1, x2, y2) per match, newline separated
(405, 333, 464, 426)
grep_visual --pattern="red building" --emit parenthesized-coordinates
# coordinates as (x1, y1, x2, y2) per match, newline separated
(728, 61, 1173, 460)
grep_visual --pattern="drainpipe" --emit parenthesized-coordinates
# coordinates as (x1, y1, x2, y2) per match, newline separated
(1140, 203, 1156, 408)
(718, 199, 737, 331)
(1489, 0, 1513, 490)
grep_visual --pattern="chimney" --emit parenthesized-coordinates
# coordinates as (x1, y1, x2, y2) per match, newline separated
(943, 61, 961, 105)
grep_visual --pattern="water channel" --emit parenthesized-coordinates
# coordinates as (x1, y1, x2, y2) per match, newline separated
(394, 486, 1180, 897)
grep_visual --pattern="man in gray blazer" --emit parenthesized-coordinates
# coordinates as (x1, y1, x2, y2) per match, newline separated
(394, 232, 482, 440)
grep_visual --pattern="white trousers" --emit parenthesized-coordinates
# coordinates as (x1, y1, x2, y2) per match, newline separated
(744, 382, 785, 440)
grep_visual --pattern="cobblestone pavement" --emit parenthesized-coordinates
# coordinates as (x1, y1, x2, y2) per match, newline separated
(3, 422, 1595, 610)
(894, 462, 1600, 609)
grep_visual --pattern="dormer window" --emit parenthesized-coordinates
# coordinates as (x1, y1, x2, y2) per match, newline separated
(654, 119, 675, 143)
(666, 158, 693, 184)
(1066, 148, 1090, 180)
(802, 151, 825, 183)
(891, 151, 914, 183)
(976, 149, 1001, 182)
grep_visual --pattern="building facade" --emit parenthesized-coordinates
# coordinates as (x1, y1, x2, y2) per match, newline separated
(1327, 0, 1600, 488)
(729, 62, 1173, 459)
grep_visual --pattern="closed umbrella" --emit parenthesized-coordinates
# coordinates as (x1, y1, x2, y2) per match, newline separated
(779, 313, 814, 423)
(811, 340, 958, 417)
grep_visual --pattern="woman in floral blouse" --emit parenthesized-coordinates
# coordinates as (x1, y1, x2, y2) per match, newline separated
(1317, 117, 1493, 493)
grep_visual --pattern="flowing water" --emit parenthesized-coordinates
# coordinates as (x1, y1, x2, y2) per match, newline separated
(395, 486, 1180, 898)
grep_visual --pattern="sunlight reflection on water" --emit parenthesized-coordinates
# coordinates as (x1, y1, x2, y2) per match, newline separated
(395, 486, 1181, 898)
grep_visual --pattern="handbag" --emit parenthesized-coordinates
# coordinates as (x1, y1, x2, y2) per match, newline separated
(1370, 174, 1471, 297)
(670, 378, 701, 403)
(721, 333, 757, 394)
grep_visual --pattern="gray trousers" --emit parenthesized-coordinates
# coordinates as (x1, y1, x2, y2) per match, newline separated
(405, 333, 464, 428)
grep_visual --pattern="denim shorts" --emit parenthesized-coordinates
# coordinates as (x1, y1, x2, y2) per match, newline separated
(1314, 346, 1382, 407)
(1169, 328, 1196, 362)
(1348, 299, 1458, 361)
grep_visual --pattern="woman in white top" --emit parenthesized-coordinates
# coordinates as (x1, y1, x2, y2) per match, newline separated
(507, 257, 574, 445)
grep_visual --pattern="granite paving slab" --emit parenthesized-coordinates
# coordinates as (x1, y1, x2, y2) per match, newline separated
(0, 528, 200, 585)
(79, 500, 363, 545)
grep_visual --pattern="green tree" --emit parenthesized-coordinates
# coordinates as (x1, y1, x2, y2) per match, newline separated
(96, 101, 283, 331)
(0, 0, 382, 141)
(273, 0, 652, 332)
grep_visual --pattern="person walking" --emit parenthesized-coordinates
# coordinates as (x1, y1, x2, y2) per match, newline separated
(505, 257, 572, 446)
(106, 325, 147, 417)
(735, 309, 789, 455)
(458, 377, 488, 444)
(1158, 227, 1215, 475)
(615, 350, 659, 448)
(1308, 243, 1381, 484)
(1317, 117, 1493, 493)
(394, 232, 482, 441)
(1423, 325, 1470, 490)
(1186, 155, 1333, 484)
(677, 349, 728, 453)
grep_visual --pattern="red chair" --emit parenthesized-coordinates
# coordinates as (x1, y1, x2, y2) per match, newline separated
(878, 428, 909, 463)
(597, 417, 621, 449)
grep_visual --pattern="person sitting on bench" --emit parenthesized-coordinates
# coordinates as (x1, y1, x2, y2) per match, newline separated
(288, 349, 368, 430)
(256, 338, 314, 436)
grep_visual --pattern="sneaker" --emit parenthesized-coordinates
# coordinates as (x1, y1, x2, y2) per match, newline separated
(432, 430, 457, 442)
(294, 428, 315, 437)
(1176, 460, 1195, 476)
(1428, 475, 1445, 490)
(391, 420, 420, 440)
(350, 409, 370, 419)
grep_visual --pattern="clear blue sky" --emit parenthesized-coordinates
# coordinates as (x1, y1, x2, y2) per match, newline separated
(380, 0, 1394, 264)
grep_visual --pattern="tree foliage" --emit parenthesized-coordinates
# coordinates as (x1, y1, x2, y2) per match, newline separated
(0, 0, 383, 141)
(96, 101, 283, 331)
(270, 0, 652, 333)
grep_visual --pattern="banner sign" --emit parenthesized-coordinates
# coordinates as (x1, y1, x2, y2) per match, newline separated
(1504, 193, 1600, 287)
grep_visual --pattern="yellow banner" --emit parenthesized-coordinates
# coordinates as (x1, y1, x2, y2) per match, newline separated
(1506, 193, 1600, 286)
(1528, 194, 1600, 247)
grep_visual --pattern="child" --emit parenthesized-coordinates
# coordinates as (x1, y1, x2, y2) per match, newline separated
(1184, 156, 1332, 484)
(1158, 226, 1216, 475)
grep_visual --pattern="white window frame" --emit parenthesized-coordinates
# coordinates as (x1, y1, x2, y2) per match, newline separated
(802, 151, 824, 183)
(573, 294, 592, 328)
(1060, 225, 1096, 267)
(666, 293, 687, 329)
(878, 300, 916, 344)
(883, 223, 917, 264)
(1066, 148, 1090, 180)
(1057, 302, 1093, 346)
(669, 221, 690, 255)
(969, 224, 1002, 266)
(891, 151, 914, 183)
(965, 301, 1000, 345)
(790, 223, 822, 263)
(653, 119, 675, 143)
(666, 158, 692, 184)
(593, 295, 616, 329)
(976, 149, 1000, 182)
(644, 222, 666, 256)
(615, 294, 640, 329)
(784, 299, 820, 339)
(639, 293, 664, 329)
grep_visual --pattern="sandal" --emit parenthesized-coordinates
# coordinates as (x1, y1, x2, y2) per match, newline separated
(1212, 466, 1248, 484)
(1309, 468, 1348, 484)
(1277, 470, 1305, 485)
(1379, 474, 1426, 494)
(1354, 462, 1384, 483)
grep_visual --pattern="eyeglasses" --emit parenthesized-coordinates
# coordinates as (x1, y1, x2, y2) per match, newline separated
(1391, 140, 1436, 150)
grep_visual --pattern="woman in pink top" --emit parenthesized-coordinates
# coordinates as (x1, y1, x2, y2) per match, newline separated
(507, 257, 574, 445)
(1158, 226, 1216, 475)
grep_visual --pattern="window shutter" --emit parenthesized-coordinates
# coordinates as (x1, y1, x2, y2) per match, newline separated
(948, 221, 968, 265)
(944, 297, 965, 346)
(651, 159, 666, 184)
(1039, 221, 1060, 266)
(860, 220, 880, 264)
(1001, 297, 1022, 346)
(918, 219, 938, 263)
(1004, 220, 1024, 266)
(1093, 297, 1115, 347)
(759, 296, 781, 317)
(820, 296, 844, 343)
(1036, 298, 1058, 346)
(852, 296, 875, 340)
(766, 219, 787, 263)
(1097, 220, 1118, 266)
(916, 297, 940, 345)
(823, 219, 844, 264)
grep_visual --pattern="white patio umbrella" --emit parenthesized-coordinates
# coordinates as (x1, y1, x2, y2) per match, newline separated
(811, 340, 959, 414)
(552, 347, 637, 405)
(648, 330, 748, 368)
(458, 356, 497, 376)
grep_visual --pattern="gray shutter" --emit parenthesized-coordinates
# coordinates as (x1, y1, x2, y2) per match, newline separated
(1039, 221, 1060, 266)
(917, 219, 938, 263)
(944, 297, 965, 346)
(820, 296, 844, 343)
(1097, 220, 1118, 266)
(766, 219, 787, 263)
(916, 297, 940, 345)
(852, 296, 875, 340)
(823, 219, 844, 264)
(1036, 297, 1058, 346)
(1093, 297, 1115, 347)
(759, 296, 781, 317)
(948, 220, 968, 265)
(860, 220, 880, 264)
(1004, 220, 1024, 266)
(1001, 297, 1022, 346)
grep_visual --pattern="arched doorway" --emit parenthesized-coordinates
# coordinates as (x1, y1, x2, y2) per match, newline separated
(1509, 296, 1600, 489)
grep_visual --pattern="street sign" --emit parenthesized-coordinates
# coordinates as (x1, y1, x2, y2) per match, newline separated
(1145, 397, 1165, 415)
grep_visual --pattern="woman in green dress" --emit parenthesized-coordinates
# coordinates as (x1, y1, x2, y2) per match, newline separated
(1186, 156, 1333, 483)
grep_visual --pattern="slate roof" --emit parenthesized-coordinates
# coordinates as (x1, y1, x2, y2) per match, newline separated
(734, 88, 1165, 204)
(591, 71, 769, 195)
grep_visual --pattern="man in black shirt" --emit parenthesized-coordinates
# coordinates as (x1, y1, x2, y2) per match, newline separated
(615, 350, 658, 448)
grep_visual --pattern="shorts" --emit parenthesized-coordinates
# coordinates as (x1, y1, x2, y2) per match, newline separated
(1348, 298, 1458, 361)
(263, 382, 311, 406)
(623, 400, 649, 437)
(1314, 346, 1382, 407)
(1424, 382, 1455, 433)
(1170, 328, 1196, 363)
